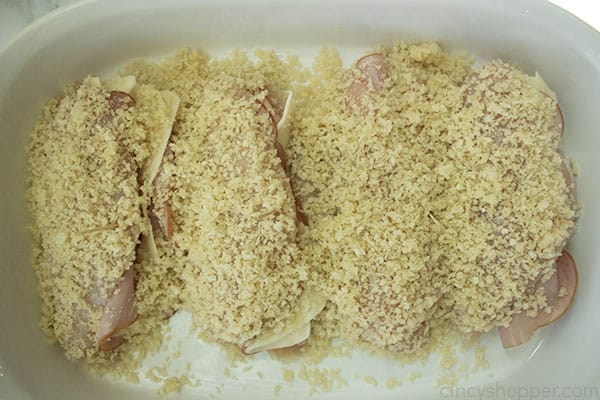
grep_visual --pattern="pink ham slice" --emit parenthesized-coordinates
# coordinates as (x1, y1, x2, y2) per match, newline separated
(96, 268, 138, 350)
(498, 250, 578, 348)
(347, 53, 387, 109)
(356, 53, 387, 90)
(109, 90, 136, 110)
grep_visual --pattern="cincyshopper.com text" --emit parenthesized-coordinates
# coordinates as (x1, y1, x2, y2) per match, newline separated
(440, 382, 599, 399)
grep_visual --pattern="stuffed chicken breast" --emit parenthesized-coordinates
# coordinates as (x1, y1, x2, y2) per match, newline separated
(28, 76, 179, 360)
(159, 68, 323, 352)
(452, 60, 578, 346)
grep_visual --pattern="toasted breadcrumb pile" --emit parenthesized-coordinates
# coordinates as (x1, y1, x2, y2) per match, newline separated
(26, 42, 577, 393)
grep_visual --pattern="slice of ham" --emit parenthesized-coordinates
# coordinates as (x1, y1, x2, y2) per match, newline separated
(356, 53, 387, 90)
(498, 250, 578, 348)
(96, 268, 138, 350)
(347, 53, 387, 110)
(108, 91, 136, 110)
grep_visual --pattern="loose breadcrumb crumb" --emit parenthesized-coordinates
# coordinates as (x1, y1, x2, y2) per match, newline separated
(474, 345, 490, 371)
(363, 375, 378, 386)
(407, 371, 422, 382)
(386, 377, 402, 389)
(298, 364, 348, 393)
(282, 368, 295, 382)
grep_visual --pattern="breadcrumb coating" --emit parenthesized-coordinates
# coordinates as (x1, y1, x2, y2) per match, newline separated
(289, 43, 576, 352)
(27, 43, 577, 387)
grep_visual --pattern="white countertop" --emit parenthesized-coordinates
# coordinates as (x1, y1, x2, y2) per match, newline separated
(0, 0, 598, 50)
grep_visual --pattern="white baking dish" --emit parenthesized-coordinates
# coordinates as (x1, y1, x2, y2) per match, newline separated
(1, 0, 599, 399)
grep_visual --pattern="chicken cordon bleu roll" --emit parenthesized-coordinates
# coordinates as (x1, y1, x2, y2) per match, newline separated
(343, 51, 579, 351)
(161, 71, 324, 353)
(452, 60, 578, 347)
(28, 76, 179, 360)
